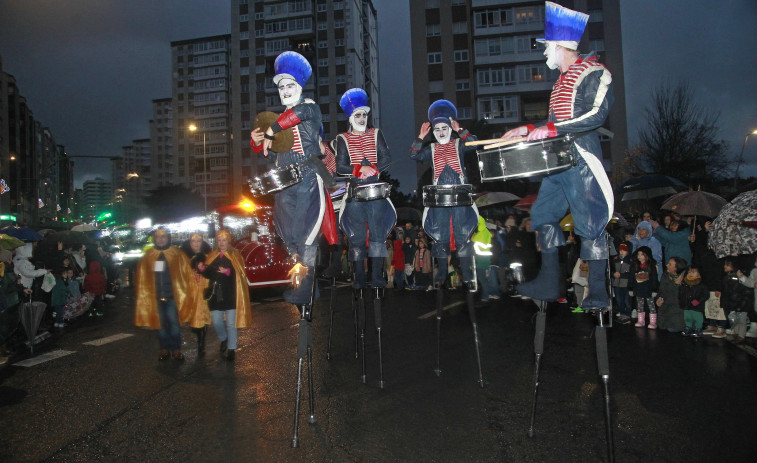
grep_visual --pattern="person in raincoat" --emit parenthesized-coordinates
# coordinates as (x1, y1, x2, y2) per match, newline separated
(472, 216, 500, 301)
(630, 221, 663, 279)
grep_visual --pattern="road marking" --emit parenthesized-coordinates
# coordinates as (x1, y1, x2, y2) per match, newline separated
(15, 350, 75, 367)
(418, 301, 466, 320)
(83, 333, 134, 346)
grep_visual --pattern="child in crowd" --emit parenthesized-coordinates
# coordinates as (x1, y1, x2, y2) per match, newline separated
(414, 239, 433, 291)
(611, 242, 633, 324)
(50, 268, 72, 329)
(716, 259, 750, 341)
(631, 246, 658, 328)
(679, 265, 708, 337)
(570, 258, 588, 312)
(655, 257, 686, 332)
(736, 254, 757, 338)
(83, 261, 107, 317)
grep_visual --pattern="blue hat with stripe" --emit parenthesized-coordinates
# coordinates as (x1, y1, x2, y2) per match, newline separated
(339, 88, 370, 117)
(273, 51, 312, 86)
(536, 2, 589, 48)
(428, 100, 457, 127)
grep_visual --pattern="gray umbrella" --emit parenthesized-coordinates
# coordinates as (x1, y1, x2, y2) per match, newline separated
(20, 300, 47, 354)
(709, 190, 757, 258)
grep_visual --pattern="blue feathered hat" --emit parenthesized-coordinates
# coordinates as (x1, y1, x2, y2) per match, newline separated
(339, 88, 370, 117)
(428, 100, 457, 127)
(273, 51, 312, 86)
(536, 2, 589, 49)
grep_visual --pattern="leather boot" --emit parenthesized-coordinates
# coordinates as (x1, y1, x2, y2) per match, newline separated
(647, 313, 658, 329)
(517, 250, 560, 301)
(196, 326, 207, 355)
(581, 259, 610, 309)
(635, 312, 646, 328)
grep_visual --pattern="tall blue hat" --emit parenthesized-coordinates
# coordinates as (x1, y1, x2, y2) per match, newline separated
(428, 100, 457, 127)
(536, 2, 589, 49)
(339, 88, 370, 117)
(273, 51, 312, 86)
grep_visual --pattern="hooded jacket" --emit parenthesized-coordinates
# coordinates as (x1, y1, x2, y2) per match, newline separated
(630, 221, 663, 278)
(83, 261, 107, 296)
(654, 224, 692, 265)
(13, 243, 48, 289)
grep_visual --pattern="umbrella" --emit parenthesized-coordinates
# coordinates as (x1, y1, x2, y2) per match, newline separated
(610, 212, 630, 227)
(0, 226, 43, 242)
(709, 190, 757, 258)
(618, 174, 686, 201)
(660, 190, 727, 218)
(0, 233, 25, 250)
(71, 223, 97, 232)
(395, 207, 422, 223)
(514, 194, 538, 211)
(474, 191, 520, 208)
(52, 230, 96, 246)
(20, 299, 47, 354)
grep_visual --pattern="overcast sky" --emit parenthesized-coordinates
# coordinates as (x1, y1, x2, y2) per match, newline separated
(0, 0, 755, 193)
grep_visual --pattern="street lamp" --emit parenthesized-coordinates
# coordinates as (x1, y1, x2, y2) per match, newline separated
(734, 129, 757, 190)
(188, 123, 207, 213)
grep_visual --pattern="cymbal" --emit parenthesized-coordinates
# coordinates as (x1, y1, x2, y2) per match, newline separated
(253, 111, 294, 152)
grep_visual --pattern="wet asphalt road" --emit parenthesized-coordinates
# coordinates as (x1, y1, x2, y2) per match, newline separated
(1, 282, 755, 463)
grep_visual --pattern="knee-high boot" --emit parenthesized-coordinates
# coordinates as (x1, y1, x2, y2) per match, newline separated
(582, 259, 610, 310)
(194, 326, 207, 355)
(517, 250, 560, 301)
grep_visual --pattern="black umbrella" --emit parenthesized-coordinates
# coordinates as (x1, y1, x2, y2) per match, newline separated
(618, 174, 686, 201)
(395, 207, 422, 224)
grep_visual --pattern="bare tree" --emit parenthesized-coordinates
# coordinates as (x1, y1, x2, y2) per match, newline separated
(636, 82, 730, 186)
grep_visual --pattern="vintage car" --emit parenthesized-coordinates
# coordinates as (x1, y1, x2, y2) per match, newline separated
(215, 202, 295, 288)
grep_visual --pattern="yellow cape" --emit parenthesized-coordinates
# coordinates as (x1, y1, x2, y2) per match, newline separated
(204, 248, 253, 328)
(134, 246, 195, 329)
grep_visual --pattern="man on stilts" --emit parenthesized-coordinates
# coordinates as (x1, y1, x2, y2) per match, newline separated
(501, 2, 614, 309)
(409, 100, 484, 387)
(335, 88, 395, 387)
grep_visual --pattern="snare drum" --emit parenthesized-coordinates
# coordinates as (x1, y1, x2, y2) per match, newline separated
(348, 182, 392, 202)
(422, 184, 474, 207)
(248, 165, 303, 196)
(477, 134, 577, 182)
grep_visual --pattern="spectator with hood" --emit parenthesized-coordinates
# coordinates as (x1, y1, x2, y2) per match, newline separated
(630, 221, 663, 279)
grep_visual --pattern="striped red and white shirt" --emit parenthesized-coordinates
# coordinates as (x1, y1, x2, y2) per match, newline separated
(341, 128, 378, 165)
(431, 140, 463, 183)
(549, 57, 606, 122)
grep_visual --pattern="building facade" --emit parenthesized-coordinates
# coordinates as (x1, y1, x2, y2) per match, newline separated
(170, 35, 232, 210)
(409, 0, 627, 180)
(229, 0, 380, 201)
(1, 55, 74, 226)
(150, 98, 174, 189)
(81, 177, 112, 220)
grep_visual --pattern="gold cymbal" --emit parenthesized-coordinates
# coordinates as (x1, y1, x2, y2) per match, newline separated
(253, 111, 294, 152)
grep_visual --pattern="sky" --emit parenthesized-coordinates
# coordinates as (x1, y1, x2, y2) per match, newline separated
(0, 0, 756, 193)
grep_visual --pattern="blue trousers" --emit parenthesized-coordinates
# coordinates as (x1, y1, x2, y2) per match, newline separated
(423, 205, 477, 259)
(613, 286, 631, 316)
(530, 157, 611, 258)
(211, 309, 238, 350)
(340, 198, 396, 260)
(157, 298, 181, 351)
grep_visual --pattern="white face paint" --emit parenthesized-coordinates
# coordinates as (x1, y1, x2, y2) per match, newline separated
(277, 78, 302, 107)
(544, 42, 560, 70)
(349, 111, 368, 133)
(433, 123, 451, 145)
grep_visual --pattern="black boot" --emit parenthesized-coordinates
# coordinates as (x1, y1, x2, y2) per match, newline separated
(581, 259, 610, 309)
(517, 250, 560, 301)
(220, 340, 228, 354)
(226, 349, 235, 361)
(195, 326, 207, 356)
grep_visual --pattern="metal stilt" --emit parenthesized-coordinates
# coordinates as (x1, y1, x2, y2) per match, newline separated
(291, 270, 317, 448)
(595, 309, 615, 462)
(374, 287, 385, 388)
(358, 289, 366, 384)
(528, 300, 548, 438)
(466, 288, 485, 388)
(434, 287, 444, 376)
(326, 276, 336, 360)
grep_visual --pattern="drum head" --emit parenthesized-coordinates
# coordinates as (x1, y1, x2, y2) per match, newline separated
(253, 111, 294, 153)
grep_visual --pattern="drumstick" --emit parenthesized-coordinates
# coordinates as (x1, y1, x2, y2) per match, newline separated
(482, 138, 529, 150)
(464, 138, 519, 147)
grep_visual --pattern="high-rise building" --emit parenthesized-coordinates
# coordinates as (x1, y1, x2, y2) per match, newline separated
(150, 98, 174, 188)
(409, 0, 627, 179)
(170, 35, 232, 209)
(82, 177, 112, 220)
(0, 55, 73, 225)
(229, 0, 380, 200)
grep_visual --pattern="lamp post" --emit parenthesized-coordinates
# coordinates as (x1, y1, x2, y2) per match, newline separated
(188, 124, 207, 213)
(734, 129, 757, 191)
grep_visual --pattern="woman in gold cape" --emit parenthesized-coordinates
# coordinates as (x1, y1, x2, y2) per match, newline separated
(181, 233, 213, 355)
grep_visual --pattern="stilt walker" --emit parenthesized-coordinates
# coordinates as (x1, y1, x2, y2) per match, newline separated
(250, 51, 335, 448)
(500, 3, 615, 458)
(409, 99, 484, 387)
(335, 88, 396, 387)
